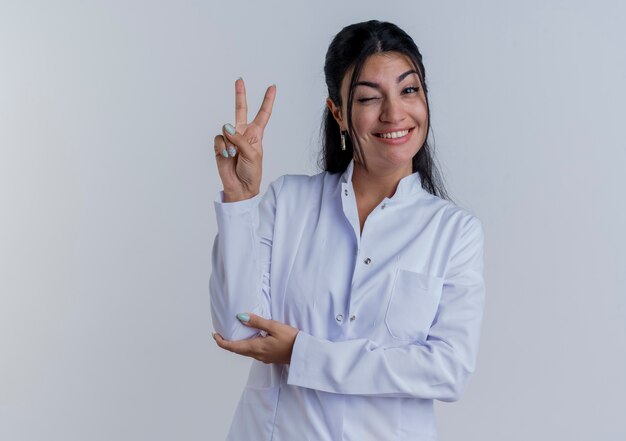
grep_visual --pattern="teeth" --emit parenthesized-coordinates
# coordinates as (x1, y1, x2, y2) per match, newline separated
(377, 130, 409, 139)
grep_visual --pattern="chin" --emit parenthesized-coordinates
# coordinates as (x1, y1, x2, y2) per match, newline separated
(389, 148, 419, 166)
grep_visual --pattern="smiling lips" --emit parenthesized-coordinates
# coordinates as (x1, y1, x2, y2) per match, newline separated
(373, 128, 414, 144)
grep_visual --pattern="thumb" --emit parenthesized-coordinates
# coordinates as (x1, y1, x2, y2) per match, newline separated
(237, 312, 274, 333)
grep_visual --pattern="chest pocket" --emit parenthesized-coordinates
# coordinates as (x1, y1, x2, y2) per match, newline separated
(385, 269, 444, 342)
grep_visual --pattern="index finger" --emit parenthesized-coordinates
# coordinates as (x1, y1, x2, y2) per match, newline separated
(252, 84, 276, 129)
(235, 78, 248, 131)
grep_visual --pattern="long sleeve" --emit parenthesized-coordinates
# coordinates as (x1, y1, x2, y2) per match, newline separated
(209, 176, 284, 340)
(287, 216, 486, 402)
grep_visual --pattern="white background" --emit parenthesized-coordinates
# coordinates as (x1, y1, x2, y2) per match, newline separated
(1, 1, 625, 440)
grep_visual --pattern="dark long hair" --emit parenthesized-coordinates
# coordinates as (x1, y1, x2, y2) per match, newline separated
(319, 20, 448, 199)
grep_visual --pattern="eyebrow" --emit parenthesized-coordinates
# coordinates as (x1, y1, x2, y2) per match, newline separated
(354, 69, 419, 89)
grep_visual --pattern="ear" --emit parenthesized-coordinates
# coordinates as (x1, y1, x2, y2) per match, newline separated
(326, 97, 346, 131)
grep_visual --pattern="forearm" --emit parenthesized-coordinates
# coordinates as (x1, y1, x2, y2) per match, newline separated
(287, 331, 476, 401)
(209, 192, 270, 340)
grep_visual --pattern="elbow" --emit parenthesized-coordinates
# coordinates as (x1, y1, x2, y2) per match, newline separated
(210, 302, 268, 341)
(437, 383, 464, 403)
(211, 315, 261, 341)
(436, 361, 474, 403)
(228, 326, 262, 341)
(427, 343, 476, 402)
(209, 282, 265, 341)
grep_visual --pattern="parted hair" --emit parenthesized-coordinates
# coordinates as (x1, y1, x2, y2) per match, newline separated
(319, 20, 448, 199)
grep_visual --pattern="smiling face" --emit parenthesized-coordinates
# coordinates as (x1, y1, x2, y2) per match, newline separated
(327, 51, 429, 177)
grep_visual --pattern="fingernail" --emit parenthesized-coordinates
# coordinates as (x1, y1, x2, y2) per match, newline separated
(237, 313, 250, 323)
(212, 333, 217, 340)
(228, 146, 237, 157)
(237, 76, 243, 81)
(221, 148, 229, 158)
(224, 123, 235, 135)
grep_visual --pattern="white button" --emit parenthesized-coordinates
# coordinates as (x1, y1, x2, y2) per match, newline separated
(381, 203, 386, 209)
(335, 314, 343, 322)
(350, 315, 356, 322)
(364, 257, 371, 265)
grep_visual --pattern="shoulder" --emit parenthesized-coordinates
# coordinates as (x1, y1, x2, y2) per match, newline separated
(267, 170, 340, 200)
(420, 191, 484, 241)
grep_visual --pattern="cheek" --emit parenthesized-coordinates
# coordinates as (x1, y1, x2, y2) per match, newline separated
(409, 100, 428, 124)
(351, 108, 377, 136)
(416, 100, 429, 124)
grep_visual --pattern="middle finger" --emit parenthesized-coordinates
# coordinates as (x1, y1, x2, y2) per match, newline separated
(252, 84, 276, 130)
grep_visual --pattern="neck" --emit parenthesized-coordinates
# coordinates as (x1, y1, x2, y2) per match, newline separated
(351, 161, 413, 202)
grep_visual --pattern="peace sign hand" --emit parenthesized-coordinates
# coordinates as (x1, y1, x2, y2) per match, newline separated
(214, 78, 276, 202)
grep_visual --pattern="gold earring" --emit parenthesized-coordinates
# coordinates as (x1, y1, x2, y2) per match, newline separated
(340, 131, 346, 151)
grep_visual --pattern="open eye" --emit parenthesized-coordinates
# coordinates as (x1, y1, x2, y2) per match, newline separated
(403, 86, 420, 95)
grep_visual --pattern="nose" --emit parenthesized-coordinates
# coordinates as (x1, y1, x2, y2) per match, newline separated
(379, 96, 406, 124)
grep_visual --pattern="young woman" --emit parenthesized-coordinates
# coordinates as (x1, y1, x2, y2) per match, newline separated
(210, 20, 485, 441)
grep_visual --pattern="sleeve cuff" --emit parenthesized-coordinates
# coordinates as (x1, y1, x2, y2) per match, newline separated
(213, 191, 261, 215)
(287, 330, 312, 386)
(287, 331, 312, 385)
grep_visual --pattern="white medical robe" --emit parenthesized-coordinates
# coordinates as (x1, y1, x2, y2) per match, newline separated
(210, 160, 485, 440)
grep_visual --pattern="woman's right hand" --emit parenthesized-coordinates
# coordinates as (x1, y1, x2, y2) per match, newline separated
(214, 78, 276, 202)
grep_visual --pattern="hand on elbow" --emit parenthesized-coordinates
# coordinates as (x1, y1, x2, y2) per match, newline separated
(213, 313, 299, 365)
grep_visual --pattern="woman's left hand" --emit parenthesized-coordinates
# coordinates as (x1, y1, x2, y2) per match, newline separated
(213, 314, 299, 365)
